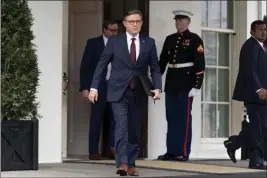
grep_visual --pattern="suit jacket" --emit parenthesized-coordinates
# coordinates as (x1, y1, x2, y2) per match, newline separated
(232, 37, 267, 104)
(79, 36, 105, 91)
(90, 33, 162, 103)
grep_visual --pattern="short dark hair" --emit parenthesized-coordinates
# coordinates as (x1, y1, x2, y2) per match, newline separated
(250, 20, 265, 32)
(124, 9, 143, 20)
(102, 20, 118, 30)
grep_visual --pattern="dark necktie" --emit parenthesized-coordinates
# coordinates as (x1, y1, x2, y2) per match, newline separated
(129, 38, 136, 88)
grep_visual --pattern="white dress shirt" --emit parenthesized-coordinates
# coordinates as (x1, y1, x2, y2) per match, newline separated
(126, 32, 140, 60)
(103, 35, 112, 80)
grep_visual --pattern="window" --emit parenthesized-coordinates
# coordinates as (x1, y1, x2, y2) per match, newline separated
(201, 1, 235, 138)
(202, 1, 234, 29)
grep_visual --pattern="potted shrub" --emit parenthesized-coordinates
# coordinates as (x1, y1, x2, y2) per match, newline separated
(1, 0, 40, 171)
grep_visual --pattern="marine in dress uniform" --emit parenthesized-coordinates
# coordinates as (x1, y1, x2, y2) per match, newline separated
(157, 10, 205, 161)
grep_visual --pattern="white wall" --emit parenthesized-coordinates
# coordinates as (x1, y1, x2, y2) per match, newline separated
(29, 1, 63, 163)
(247, 1, 259, 39)
(148, 1, 202, 159)
(246, 1, 267, 38)
(260, 1, 266, 18)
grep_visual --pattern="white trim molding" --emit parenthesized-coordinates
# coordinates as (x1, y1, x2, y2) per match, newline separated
(201, 27, 235, 34)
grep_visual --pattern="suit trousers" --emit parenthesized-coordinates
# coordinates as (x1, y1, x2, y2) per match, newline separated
(111, 88, 143, 168)
(89, 80, 115, 154)
(165, 92, 193, 157)
(230, 103, 267, 165)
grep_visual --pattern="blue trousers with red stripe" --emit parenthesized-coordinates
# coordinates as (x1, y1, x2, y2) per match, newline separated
(165, 92, 193, 157)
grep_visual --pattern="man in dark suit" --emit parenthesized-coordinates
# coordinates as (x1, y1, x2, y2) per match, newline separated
(80, 20, 118, 160)
(224, 20, 267, 170)
(88, 9, 162, 176)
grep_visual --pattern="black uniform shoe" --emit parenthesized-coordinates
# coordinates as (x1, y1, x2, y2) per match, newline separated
(157, 153, 174, 160)
(172, 156, 189, 161)
(224, 139, 236, 163)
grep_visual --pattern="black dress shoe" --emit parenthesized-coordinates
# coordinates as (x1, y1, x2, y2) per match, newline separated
(224, 140, 236, 163)
(157, 153, 174, 160)
(249, 163, 267, 170)
(172, 156, 189, 161)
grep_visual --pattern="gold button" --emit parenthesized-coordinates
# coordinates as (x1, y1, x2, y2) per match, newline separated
(173, 60, 176, 62)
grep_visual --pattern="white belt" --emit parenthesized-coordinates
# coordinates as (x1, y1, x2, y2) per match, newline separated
(168, 62, 194, 68)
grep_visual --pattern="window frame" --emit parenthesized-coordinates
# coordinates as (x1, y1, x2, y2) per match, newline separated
(200, 0, 236, 143)
(202, 0, 235, 31)
(201, 31, 233, 140)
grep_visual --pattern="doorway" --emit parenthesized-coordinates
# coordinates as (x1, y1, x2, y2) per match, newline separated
(66, 0, 149, 159)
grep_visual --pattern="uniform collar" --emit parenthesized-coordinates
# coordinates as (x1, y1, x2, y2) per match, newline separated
(177, 29, 190, 36)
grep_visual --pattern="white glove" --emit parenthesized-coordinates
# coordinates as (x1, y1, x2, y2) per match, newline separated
(188, 88, 201, 97)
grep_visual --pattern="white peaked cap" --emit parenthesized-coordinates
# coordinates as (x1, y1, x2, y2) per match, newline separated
(172, 10, 194, 19)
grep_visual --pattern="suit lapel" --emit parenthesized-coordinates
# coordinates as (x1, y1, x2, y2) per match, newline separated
(121, 34, 133, 66)
(251, 36, 265, 53)
(120, 33, 146, 66)
(137, 36, 145, 62)
(96, 36, 105, 53)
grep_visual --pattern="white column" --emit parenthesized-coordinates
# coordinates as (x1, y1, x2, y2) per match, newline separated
(258, 1, 267, 19)
(29, 1, 64, 163)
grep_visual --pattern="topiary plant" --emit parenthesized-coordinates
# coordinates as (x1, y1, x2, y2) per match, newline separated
(1, 0, 41, 121)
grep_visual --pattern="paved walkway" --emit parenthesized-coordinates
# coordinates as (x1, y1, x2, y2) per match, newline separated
(1, 160, 266, 177)
(1, 163, 199, 177)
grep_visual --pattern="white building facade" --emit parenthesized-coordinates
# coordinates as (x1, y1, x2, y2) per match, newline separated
(28, 0, 267, 163)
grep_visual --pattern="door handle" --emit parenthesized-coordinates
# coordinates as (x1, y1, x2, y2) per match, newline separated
(63, 72, 69, 95)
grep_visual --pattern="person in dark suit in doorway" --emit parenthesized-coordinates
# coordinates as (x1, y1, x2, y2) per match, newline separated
(224, 20, 267, 170)
(79, 20, 119, 160)
(88, 9, 162, 176)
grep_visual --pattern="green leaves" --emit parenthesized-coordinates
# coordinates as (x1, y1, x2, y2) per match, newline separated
(1, 0, 40, 120)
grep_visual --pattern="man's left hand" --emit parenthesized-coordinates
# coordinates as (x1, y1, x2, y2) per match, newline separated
(151, 89, 160, 100)
(188, 88, 201, 97)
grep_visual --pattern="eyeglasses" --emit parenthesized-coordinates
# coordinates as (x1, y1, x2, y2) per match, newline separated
(107, 28, 118, 33)
(124, 20, 142, 25)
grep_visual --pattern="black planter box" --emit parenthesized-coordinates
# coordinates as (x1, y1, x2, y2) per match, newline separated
(1, 119, 38, 171)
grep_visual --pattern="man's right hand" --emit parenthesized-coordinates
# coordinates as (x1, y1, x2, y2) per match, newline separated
(257, 89, 267, 100)
(82, 90, 89, 100)
(88, 90, 98, 104)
